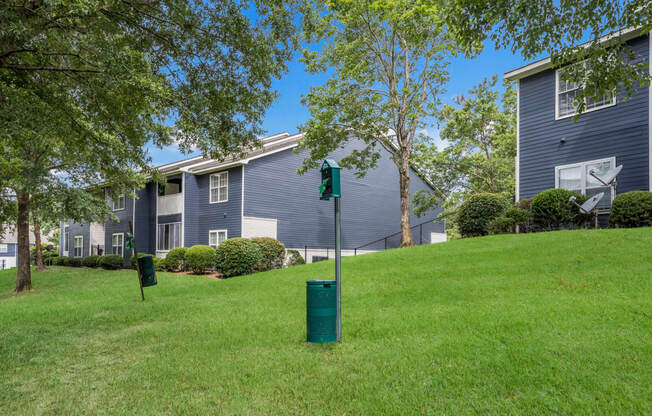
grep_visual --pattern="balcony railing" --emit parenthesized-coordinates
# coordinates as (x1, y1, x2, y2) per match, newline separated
(158, 193, 183, 216)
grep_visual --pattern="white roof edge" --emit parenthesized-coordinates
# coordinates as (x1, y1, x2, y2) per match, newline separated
(504, 27, 642, 81)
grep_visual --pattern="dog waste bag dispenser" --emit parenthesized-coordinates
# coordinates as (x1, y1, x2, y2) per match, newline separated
(320, 159, 341, 200)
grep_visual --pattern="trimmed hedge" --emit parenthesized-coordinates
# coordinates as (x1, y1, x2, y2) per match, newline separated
(488, 217, 515, 235)
(184, 245, 216, 274)
(82, 255, 100, 267)
(457, 193, 507, 238)
(153, 257, 166, 271)
(51, 256, 64, 266)
(65, 257, 82, 267)
(530, 188, 589, 229)
(609, 191, 652, 228)
(99, 254, 124, 270)
(164, 247, 187, 272)
(215, 238, 263, 278)
(251, 237, 285, 271)
(286, 249, 305, 267)
(505, 207, 532, 232)
(130, 253, 149, 269)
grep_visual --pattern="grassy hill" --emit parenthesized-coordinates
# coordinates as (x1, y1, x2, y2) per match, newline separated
(0, 228, 651, 415)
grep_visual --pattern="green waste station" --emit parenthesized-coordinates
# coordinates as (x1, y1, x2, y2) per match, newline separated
(307, 159, 342, 343)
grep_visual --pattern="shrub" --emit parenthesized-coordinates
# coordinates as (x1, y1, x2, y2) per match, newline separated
(609, 191, 652, 228)
(164, 247, 187, 271)
(286, 249, 305, 267)
(51, 256, 64, 266)
(215, 238, 263, 278)
(251, 237, 285, 271)
(530, 188, 589, 229)
(99, 254, 125, 270)
(516, 198, 532, 211)
(81, 255, 100, 267)
(30, 244, 59, 265)
(456, 193, 507, 238)
(488, 217, 516, 235)
(153, 257, 166, 271)
(184, 245, 217, 274)
(505, 207, 532, 232)
(65, 257, 82, 267)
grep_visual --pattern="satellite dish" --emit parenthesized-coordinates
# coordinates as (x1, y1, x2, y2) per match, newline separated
(589, 165, 622, 186)
(578, 192, 604, 214)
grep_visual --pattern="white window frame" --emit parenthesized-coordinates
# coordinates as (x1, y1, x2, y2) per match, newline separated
(63, 226, 69, 255)
(111, 194, 126, 211)
(555, 66, 616, 120)
(112, 233, 124, 257)
(554, 157, 617, 209)
(73, 235, 84, 258)
(157, 222, 181, 251)
(208, 230, 227, 249)
(0, 244, 8, 253)
(209, 171, 228, 204)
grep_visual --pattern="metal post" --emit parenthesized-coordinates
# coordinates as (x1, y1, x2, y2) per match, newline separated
(419, 223, 423, 245)
(334, 197, 342, 343)
(129, 221, 145, 302)
(304, 245, 307, 263)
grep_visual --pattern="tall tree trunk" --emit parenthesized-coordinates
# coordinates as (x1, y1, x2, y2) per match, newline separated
(33, 216, 46, 271)
(398, 157, 414, 248)
(14, 191, 32, 294)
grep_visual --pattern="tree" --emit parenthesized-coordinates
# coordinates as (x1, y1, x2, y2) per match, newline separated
(298, 0, 454, 247)
(441, 0, 651, 110)
(413, 76, 516, 216)
(1, 0, 298, 293)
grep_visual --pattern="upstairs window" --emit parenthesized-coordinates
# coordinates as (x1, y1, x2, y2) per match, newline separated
(110, 194, 125, 211)
(0, 244, 8, 253)
(210, 172, 228, 203)
(555, 157, 615, 210)
(73, 236, 83, 258)
(556, 66, 615, 119)
(208, 230, 227, 248)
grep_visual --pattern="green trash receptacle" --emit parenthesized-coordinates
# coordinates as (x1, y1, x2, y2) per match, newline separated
(307, 280, 336, 343)
(138, 255, 157, 287)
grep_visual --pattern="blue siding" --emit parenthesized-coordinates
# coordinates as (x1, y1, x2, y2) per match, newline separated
(65, 220, 91, 258)
(135, 184, 157, 255)
(183, 167, 242, 247)
(243, 141, 442, 250)
(519, 35, 650, 200)
(104, 194, 133, 263)
(0, 243, 17, 258)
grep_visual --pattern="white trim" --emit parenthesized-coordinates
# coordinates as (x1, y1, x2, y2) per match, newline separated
(155, 184, 158, 255)
(554, 157, 617, 205)
(155, 155, 204, 170)
(111, 232, 124, 257)
(554, 67, 616, 120)
(505, 27, 641, 81)
(181, 173, 185, 248)
(208, 229, 227, 249)
(241, 165, 245, 220)
(73, 235, 84, 258)
(516, 80, 520, 202)
(242, 143, 299, 163)
(111, 194, 126, 211)
(157, 222, 182, 251)
(649, 33, 651, 191)
(209, 171, 228, 204)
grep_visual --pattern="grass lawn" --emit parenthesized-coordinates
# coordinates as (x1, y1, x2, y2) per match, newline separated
(1, 228, 651, 415)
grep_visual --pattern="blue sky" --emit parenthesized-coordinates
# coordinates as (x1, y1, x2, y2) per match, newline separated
(146, 40, 535, 167)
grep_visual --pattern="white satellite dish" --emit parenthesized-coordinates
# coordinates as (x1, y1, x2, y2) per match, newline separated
(590, 165, 622, 186)
(570, 192, 605, 214)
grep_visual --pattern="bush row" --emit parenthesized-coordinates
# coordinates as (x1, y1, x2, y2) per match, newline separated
(456, 189, 652, 238)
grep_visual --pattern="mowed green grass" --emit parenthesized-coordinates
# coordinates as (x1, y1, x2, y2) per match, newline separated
(1, 228, 651, 415)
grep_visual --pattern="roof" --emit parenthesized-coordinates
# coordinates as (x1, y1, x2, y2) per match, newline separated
(156, 132, 304, 175)
(504, 27, 642, 81)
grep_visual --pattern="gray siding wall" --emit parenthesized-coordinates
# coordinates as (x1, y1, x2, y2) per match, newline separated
(243, 141, 442, 250)
(65, 220, 91, 258)
(183, 167, 242, 247)
(135, 184, 157, 255)
(104, 194, 134, 262)
(519, 35, 650, 200)
(158, 214, 182, 224)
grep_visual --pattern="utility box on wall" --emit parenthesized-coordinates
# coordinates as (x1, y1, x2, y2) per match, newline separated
(319, 159, 341, 200)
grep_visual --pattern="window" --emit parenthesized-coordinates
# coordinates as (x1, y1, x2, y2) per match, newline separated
(110, 194, 125, 211)
(112, 233, 124, 257)
(556, 157, 615, 210)
(210, 172, 228, 203)
(556, 66, 615, 119)
(157, 222, 181, 251)
(73, 236, 83, 258)
(208, 230, 227, 248)
(0, 244, 7, 253)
